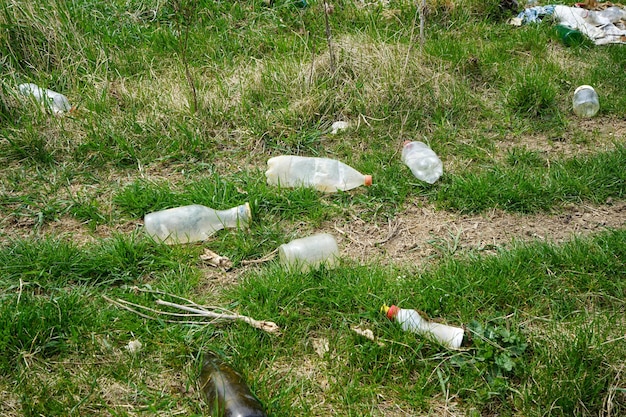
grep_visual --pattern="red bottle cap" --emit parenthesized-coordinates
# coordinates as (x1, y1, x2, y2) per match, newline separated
(386, 305, 399, 320)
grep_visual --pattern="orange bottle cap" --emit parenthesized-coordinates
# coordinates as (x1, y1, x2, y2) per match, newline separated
(364, 175, 372, 186)
(385, 305, 399, 320)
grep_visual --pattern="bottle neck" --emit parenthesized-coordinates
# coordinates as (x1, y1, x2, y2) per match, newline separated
(217, 203, 250, 227)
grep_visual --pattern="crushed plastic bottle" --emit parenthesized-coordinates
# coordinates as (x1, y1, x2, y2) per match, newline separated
(278, 233, 340, 273)
(572, 85, 599, 118)
(401, 141, 443, 184)
(144, 203, 251, 244)
(18, 83, 73, 115)
(265, 155, 372, 192)
(382, 304, 467, 349)
(583, 6, 626, 25)
(199, 351, 267, 417)
(599, 6, 626, 23)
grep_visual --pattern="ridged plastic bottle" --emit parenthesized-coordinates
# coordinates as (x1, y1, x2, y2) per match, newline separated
(401, 141, 443, 184)
(572, 85, 599, 118)
(144, 203, 251, 244)
(265, 155, 372, 192)
(18, 83, 73, 114)
(383, 304, 465, 349)
(278, 233, 340, 273)
(199, 351, 267, 417)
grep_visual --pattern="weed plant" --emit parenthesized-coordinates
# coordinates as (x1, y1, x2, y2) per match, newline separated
(1, 0, 625, 416)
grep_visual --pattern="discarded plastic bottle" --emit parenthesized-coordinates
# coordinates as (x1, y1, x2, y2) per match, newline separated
(144, 203, 251, 244)
(382, 304, 466, 349)
(401, 141, 443, 184)
(599, 6, 626, 23)
(278, 233, 340, 273)
(199, 351, 267, 417)
(265, 155, 372, 192)
(584, 7, 626, 25)
(572, 85, 599, 118)
(17, 83, 73, 114)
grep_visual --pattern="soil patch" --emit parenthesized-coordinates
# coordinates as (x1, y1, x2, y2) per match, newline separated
(328, 200, 626, 269)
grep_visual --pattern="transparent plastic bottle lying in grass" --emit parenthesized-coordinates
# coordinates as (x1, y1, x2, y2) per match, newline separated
(572, 85, 599, 118)
(382, 304, 467, 349)
(144, 203, 251, 244)
(401, 141, 443, 184)
(278, 233, 340, 273)
(265, 155, 372, 192)
(199, 351, 267, 417)
(18, 83, 74, 115)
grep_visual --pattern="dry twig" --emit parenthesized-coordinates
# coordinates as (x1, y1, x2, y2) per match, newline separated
(241, 248, 278, 265)
(103, 290, 281, 335)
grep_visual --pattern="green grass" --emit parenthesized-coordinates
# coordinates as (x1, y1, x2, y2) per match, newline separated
(1, 0, 625, 415)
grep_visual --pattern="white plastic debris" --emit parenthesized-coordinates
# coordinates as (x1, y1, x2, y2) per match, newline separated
(17, 83, 73, 115)
(330, 121, 350, 134)
(125, 339, 142, 353)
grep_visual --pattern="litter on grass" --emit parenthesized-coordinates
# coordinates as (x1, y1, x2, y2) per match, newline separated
(125, 339, 142, 354)
(199, 351, 268, 417)
(17, 83, 74, 115)
(382, 304, 468, 349)
(330, 120, 350, 134)
(510, 4, 626, 45)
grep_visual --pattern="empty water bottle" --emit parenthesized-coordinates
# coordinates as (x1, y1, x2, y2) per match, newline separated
(572, 85, 599, 118)
(401, 141, 443, 184)
(144, 203, 251, 244)
(265, 155, 372, 192)
(382, 304, 466, 349)
(18, 83, 73, 115)
(199, 351, 267, 417)
(278, 233, 340, 273)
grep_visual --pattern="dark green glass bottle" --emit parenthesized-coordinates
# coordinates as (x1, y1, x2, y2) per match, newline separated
(199, 351, 267, 417)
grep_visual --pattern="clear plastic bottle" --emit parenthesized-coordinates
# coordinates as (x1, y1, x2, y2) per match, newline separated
(401, 141, 443, 184)
(18, 83, 73, 115)
(144, 203, 251, 244)
(572, 85, 599, 118)
(382, 304, 466, 349)
(265, 155, 372, 192)
(594, 6, 626, 24)
(199, 351, 267, 417)
(278, 233, 340, 273)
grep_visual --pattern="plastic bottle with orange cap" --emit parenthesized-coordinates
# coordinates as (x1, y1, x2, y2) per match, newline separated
(265, 155, 372, 192)
(18, 83, 75, 115)
(382, 304, 468, 349)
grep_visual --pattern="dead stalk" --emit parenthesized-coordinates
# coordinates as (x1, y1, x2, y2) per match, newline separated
(420, 0, 426, 46)
(174, 0, 199, 113)
(103, 291, 281, 335)
(323, 1, 336, 73)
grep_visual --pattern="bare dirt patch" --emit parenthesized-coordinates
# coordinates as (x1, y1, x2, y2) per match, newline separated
(494, 116, 626, 160)
(192, 199, 626, 294)
(329, 200, 626, 269)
